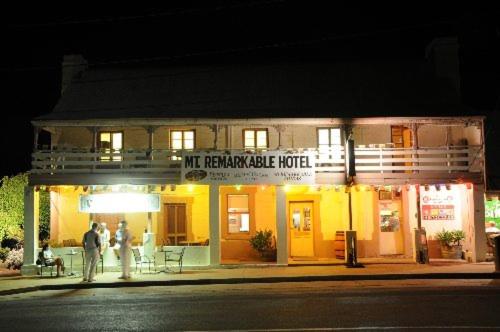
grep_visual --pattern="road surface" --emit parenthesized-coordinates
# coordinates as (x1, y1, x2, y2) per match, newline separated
(1, 281, 499, 331)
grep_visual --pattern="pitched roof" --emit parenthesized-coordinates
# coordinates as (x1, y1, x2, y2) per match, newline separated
(36, 59, 465, 122)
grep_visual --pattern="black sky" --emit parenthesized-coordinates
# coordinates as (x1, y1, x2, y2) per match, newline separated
(3, 2, 500, 187)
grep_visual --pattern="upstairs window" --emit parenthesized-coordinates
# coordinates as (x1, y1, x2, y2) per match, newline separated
(243, 129, 268, 149)
(98, 131, 123, 161)
(170, 130, 195, 160)
(317, 128, 341, 160)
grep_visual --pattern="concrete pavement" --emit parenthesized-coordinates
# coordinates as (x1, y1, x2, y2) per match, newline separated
(0, 259, 498, 296)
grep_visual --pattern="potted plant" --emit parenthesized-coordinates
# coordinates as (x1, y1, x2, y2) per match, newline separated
(435, 229, 465, 259)
(249, 229, 277, 261)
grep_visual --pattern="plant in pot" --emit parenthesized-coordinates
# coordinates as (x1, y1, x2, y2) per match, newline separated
(249, 229, 277, 262)
(435, 229, 465, 259)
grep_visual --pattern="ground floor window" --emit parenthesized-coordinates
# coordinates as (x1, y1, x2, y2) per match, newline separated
(228, 195, 250, 233)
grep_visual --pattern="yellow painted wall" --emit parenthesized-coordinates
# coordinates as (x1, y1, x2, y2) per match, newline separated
(123, 213, 148, 245)
(50, 185, 210, 247)
(50, 187, 90, 245)
(153, 185, 209, 245)
(220, 185, 276, 261)
(350, 186, 377, 257)
(317, 189, 350, 258)
(286, 185, 350, 259)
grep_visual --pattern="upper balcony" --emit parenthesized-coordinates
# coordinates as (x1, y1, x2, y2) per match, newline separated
(30, 145, 484, 186)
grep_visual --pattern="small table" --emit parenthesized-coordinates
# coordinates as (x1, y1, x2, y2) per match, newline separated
(65, 250, 79, 276)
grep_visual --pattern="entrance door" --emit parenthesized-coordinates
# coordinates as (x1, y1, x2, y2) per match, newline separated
(378, 200, 404, 255)
(289, 201, 315, 258)
(164, 204, 187, 245)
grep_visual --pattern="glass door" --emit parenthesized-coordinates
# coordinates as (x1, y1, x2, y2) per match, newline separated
(289, 201, 315, 258)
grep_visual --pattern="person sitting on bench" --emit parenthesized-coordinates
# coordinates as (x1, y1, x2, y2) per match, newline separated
(42, 244, 65, 277)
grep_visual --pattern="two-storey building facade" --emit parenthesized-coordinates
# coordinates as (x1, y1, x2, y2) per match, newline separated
(22, 54, 487, 274)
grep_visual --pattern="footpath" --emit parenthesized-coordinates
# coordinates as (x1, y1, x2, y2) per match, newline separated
(0, 260, 498, 296)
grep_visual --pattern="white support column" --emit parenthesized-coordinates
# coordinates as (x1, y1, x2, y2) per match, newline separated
(276, 185, 288, 265)
(21, 186, 39, 276)
(209, 185, 220, 266)
(471, 184, 486, 262)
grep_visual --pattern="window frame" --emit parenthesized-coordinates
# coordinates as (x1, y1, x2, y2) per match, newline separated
(242, 128, 269, 150)
(316, 127, 342, 148)
(227, 194, 250, 234)
(170, 129, 196, 150)
(98, 130, 124, 162)
(221, 187, 256, 240)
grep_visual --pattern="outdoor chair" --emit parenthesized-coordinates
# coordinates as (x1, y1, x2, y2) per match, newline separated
(131, 247, 155, 273)
(164, 247, 185, 273)
(81, 251, 104, 275)
(37, 251, 55, 277)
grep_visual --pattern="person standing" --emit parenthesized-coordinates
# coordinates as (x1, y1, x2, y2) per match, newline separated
(99, 222, 111, 255)
(118, 220, 134, 279)
(82, 222, 101, 282)
(113, 221, 123, 261)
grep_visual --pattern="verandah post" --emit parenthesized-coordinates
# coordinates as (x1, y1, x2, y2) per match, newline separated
(21, 185, 40, 276)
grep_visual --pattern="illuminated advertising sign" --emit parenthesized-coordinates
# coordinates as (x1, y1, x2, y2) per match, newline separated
(420, 189, 456, 221)
(79, 193, 160, 213)
(181, 151, 315, 185)
(485, 199, 500, 227)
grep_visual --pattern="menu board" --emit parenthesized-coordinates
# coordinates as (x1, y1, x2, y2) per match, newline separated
(421, 190, 456, 221)
(422, 204, 455, 221)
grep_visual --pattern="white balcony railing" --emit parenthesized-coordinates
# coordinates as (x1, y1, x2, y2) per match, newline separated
(31, 146, 483, 175)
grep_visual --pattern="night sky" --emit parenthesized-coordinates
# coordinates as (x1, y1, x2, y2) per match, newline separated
(3, 3, 500, 187)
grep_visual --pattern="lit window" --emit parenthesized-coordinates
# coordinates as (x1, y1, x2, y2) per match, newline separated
(228, 195, 250, 233)
(244, 129, 268, 149)
(98, 131, 123, 161)
(170, 130, 195, 160)
(317, 128, 341, 160)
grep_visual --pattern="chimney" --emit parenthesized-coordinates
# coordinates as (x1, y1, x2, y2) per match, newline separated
(425, 37, 461, 97)
(61, 54, 88, 95)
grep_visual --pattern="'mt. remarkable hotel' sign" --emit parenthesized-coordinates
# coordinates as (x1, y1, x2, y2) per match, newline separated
(181, 151, 315, 184)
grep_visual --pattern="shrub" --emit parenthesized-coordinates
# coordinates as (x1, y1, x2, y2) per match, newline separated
(435, 229, 465, 247)
(451, 230, 465, 246)
(0, 247, 10, 262)
(0, 174, 27, 242)
(5, 247, 23, 270)
(0, 173, 50, 244)
(249, 229, 275, 254)
(1, 237, 20, 250)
